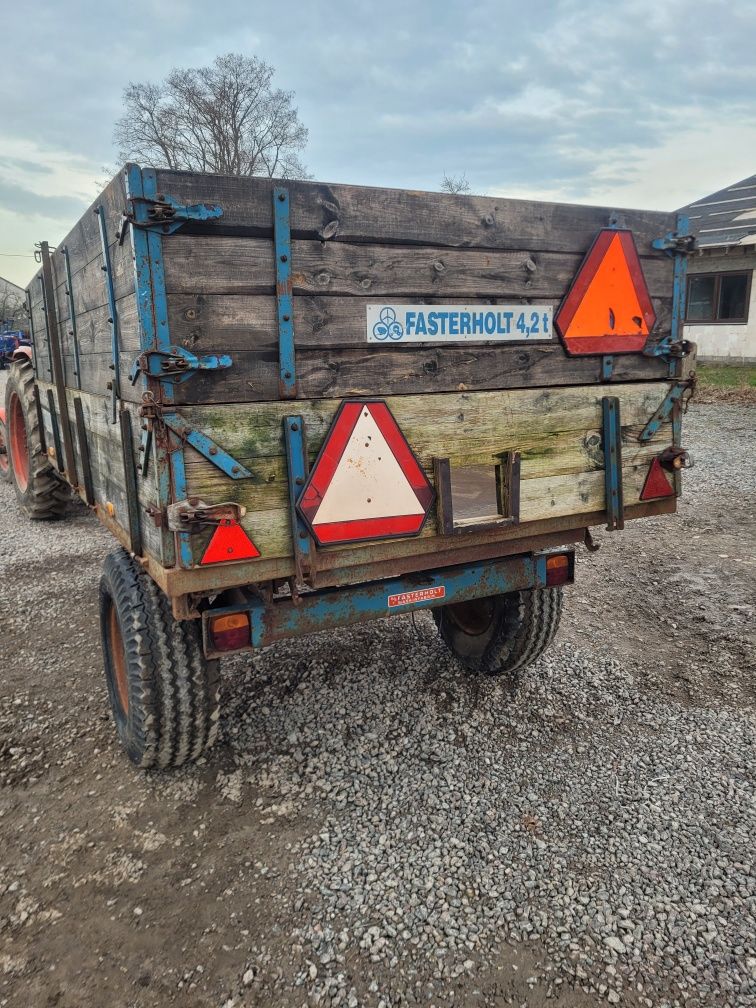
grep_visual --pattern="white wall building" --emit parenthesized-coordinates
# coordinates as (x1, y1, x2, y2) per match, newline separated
(680, 174, 756, 363)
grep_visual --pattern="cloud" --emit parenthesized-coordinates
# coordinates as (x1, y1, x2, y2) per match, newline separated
(0, 0, 755, 287)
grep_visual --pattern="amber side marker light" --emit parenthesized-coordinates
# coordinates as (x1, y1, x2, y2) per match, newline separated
(545, 553, 573, 587)
(209, 612, 251, 652)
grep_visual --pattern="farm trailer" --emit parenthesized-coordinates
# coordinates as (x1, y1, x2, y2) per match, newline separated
(3, 165, 696, 768)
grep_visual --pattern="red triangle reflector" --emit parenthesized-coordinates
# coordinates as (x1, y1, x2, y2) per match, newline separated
(200, 520, 260, 565)
(640, 457, 675, 501)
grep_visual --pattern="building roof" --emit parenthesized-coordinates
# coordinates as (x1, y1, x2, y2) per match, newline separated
(679, 174, 756, 249)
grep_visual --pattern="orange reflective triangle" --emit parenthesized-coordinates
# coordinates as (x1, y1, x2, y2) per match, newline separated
(555, 229, 656, 355)
(200, 520, 260, 565)
(567, 233, 649, 339)
(640, 457, 675, 501)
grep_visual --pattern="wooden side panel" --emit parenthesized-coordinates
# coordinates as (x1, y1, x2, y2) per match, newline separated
(151, 174, 676, 405)
(155, 170, 677, 255)
(25, 169, 141, 404)
(179, 381, 672, 576)
(36, 382, 165, 563)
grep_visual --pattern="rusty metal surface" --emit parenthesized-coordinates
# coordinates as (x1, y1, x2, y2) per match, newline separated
(202, 550, 574, 656)
(151, 500, 676, 603)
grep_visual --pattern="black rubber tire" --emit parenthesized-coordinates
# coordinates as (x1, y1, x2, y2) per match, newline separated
(0, 414, 10, 483)
(433, 586, 563, 676)
(4, 359, 69, 518)
(99, 547, 221, 769)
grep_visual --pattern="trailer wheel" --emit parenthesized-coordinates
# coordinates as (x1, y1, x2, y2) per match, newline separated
(432, 586, 563, 676)
(99, 548, 221, 768)
(4, 359, 69, 518)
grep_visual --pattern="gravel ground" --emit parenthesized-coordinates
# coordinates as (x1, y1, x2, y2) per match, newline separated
(0, 380, 754, 1008)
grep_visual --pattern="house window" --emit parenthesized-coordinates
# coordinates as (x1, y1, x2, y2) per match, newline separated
(686, 271, 751, 323)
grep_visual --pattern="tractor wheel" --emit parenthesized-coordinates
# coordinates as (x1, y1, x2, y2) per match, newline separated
(0, 411, 10, 483)
(99, 548, 221, 769)
(4, 359, 69, 518)
(433, 586, 563, 676)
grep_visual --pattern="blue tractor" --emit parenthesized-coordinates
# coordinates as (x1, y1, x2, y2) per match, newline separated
(0, 321, 30, 370)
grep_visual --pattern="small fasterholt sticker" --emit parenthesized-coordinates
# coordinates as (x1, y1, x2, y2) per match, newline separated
(387, 586, 446, 609)
(367, 304, 553, 343)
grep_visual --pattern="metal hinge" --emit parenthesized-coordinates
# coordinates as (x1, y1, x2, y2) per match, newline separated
(166, 499, 247, 533)
(651, 231, 697, 256)
(119, 194, 223, 239)
(643, 336, 694, 361)
(129, 346, 232, 385)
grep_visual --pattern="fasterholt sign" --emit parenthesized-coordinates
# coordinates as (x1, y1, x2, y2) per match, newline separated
(366, 304, 553, 343)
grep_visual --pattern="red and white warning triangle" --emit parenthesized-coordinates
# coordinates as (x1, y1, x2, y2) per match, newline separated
(298, 401, 435, 546)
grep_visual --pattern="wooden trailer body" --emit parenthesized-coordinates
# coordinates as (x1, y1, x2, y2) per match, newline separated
(24, 164, 695, 619)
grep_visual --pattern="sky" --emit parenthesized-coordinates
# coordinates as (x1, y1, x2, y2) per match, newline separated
(0, 0, 755, 287)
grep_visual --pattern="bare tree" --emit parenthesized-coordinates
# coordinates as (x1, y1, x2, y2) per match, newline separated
(114, 53, 309, 178)
(0, 288, 26, 329)
(441, 173, 471, 195)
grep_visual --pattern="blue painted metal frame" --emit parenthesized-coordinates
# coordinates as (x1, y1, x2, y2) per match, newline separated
(273, 187, 297, 399)
(283, 415, 313, 581)
(203, 551, 569, 654)
(96, 205, 121, 422)
(128, 192, 223, 235)
(128, 345, 232, 385)
(649, 213, 692, 377)
(125, 163, 177, 566)
(163, 413, 252, 479)
(601, 396, 624, 531)
(638, 382, 689, 443)
(124, 164, 249, 568)
(59, 246, 82, 390)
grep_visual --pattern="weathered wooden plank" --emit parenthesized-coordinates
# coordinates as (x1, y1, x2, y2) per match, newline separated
(181, 382, 670, 462)
(168, 292, 674, 353)
(185, 458, 662, 566)
(156, 170, 678, 257)
(177, 343, 672, 404)
(37, 382, 164, 562)
(185, 424, 670, 516)
(163, 237, 672, 299)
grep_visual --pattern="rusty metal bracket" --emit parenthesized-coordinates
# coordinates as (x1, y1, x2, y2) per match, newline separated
(129, 346, 232, 385)
(166, 499, 247, 533)
(583, 528, 601, 553)
(119, 194, 223, 239)
(638, 381, 694, 442)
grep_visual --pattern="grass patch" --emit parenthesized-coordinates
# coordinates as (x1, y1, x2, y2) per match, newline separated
(697, 363, 756, 390)
(696, 363, 756, 404)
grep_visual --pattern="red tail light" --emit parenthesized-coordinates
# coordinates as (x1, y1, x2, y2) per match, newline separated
(209, 612, 251, 652)
(545, 553, 573, 586)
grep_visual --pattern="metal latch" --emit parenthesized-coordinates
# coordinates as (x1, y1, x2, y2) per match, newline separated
(120, 194, 223, 238)
(659, 446, 694, 471)
(166, 499, 247, 533)
(129, 346, 232, 385)
(651, 232, 697, 256)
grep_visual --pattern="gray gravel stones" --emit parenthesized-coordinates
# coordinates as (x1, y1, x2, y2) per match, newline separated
(222, 611, 756, 1006)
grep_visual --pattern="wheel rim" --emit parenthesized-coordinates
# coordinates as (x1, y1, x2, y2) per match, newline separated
(445, 597, 496, 636)
(108, 603, 129, 717)
(0, 420, 8, 474)
(8, 392, 29, 492)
